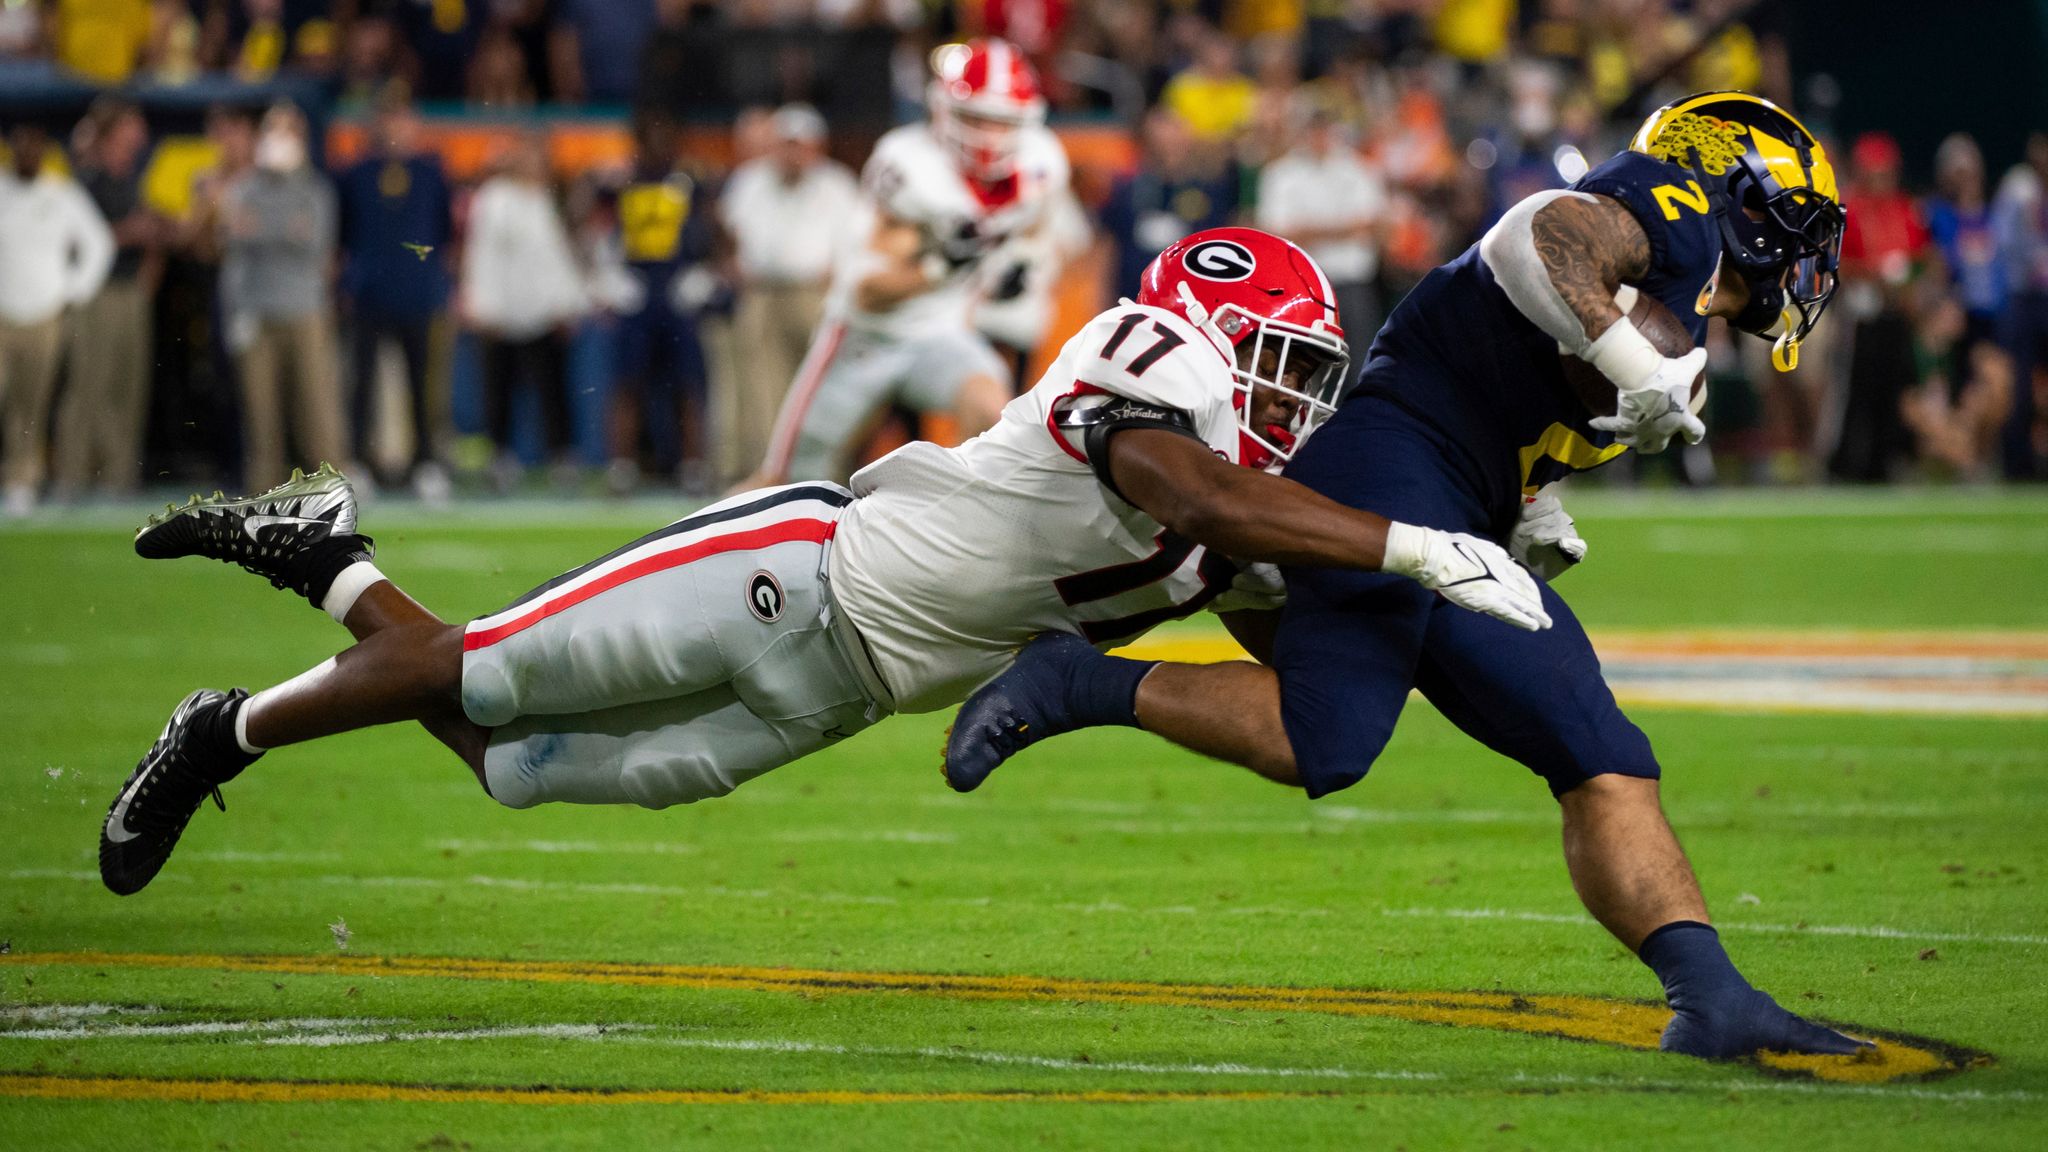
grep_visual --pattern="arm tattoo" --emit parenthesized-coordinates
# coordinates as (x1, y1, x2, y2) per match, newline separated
(1530, 194, 1653, 341)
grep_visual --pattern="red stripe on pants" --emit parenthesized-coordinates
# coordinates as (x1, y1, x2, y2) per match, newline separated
(463, 518, 836, 651)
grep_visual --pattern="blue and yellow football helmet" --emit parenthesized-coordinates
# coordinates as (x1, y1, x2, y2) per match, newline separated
(1631, 91, 1844, 370)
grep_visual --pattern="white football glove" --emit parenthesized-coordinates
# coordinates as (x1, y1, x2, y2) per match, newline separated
(1508, 488, 1587, 582)
(1382, 522, 1552, 632)
(1581, 315, 1707, 453)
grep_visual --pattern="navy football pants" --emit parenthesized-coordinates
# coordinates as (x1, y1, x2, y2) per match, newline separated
(1274, 395, 1659, 798)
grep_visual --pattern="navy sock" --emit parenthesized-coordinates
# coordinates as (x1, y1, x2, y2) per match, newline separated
(1063, 651, 1157, 729)
(1637, 920, 1751, 1009)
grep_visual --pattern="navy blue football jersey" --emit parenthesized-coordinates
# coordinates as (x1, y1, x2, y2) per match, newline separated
(1352, 150, 1723, 516)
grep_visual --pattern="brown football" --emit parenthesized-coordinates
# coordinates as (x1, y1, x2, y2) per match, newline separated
(1560, 289, 1702, 418)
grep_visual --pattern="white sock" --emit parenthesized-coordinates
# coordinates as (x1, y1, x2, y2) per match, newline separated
(234, 692, 268, 755)
(321, 561, 386, 625)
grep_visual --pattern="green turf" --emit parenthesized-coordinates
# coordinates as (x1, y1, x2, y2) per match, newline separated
(3, 489, 2045, 1149)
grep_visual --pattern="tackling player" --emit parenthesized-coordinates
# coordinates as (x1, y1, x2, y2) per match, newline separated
(945, 94, 1867, 1061)
(98, 228, 1549, 901)
(735, 38, 1069, 489)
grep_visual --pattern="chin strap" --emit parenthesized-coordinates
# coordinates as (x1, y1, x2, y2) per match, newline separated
(1771, 329, 1801, 372)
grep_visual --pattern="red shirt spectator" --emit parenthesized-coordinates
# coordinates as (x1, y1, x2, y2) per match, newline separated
(1840, 131, 1927, 289)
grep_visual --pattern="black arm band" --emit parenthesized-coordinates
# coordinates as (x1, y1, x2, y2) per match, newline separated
(1053, 397, 1202, 504)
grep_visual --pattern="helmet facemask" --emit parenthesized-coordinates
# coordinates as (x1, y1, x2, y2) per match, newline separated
(937, 103, 1034, 181)
(1213, 304, 1350, 469)
(1705, 150, 1844, 371)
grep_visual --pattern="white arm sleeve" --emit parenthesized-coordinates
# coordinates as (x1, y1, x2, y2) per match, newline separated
(1479, 188, 1609, 358)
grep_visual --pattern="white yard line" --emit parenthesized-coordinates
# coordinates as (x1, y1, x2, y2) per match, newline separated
(258, 1022, 657, 1047)
(3, 1017, 385, 1041)
(430, 838, 698, 857)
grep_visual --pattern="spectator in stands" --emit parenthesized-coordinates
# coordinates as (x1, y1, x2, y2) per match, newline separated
(395, 0, 484, 102)
(1474, 61, 1577, 226)
(1257, 101, 1388, 342)
(53, 99, 164, 500)
(1099, 108, 1236, 298)
(0, 123, 113, 516)
(1433, 0, 1516, 67)
(219, 102, 345, 490)
(1995, 132, 2048, 480)
(1917, 132, 2012, 472)
(607, 112, 715, 492)
(47, 0, 164, 84)
(207, 0, 338, 81)
(716, 104, 859, 486)
(335, 84, 454, 501)
(1160, 25, 1256, 144)
(1832, 131, 1927, 483)
(468, 23, 537, 109)
(555, 0, 658, 105)
(460, 132, 589, 491)
(0, 0, 43, 58)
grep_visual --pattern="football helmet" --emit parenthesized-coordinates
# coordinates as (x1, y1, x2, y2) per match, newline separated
(1137, 227, 1350, 469)
(928, 38, 1046, 182)
(1630, 91, 1844, 371)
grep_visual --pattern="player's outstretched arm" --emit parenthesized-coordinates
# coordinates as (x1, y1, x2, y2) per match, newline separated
(1107, 429, 1551, 631)
(1481, 191, 1705, 452)
(852, 214, 942, 313)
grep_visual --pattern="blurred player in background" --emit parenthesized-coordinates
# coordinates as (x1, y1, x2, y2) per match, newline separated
(948, 94, 1865, 1063)
(97, 228, 1550, 903)
(737, 38, 1072, 489)
(974, 183, 1092, 386)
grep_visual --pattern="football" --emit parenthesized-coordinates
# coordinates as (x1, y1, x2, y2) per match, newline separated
(1560, 287, 1703, 417)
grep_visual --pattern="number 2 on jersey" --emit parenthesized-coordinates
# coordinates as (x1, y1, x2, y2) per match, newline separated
(1100, 314, 1188, 377)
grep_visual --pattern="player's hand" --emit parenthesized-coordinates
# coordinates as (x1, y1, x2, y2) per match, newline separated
(1508, 488, 1586, 582)
(1382, 523, 1552, 632)
(1589, 347, 1707, 453)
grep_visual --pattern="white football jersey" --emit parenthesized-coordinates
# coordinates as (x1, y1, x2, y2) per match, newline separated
(830, 303, 1284, 713)
(826, 123, 1071, 344)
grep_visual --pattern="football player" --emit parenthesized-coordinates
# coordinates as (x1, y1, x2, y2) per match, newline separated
(733, 38, 1071, 490)
(946, 94, 1867, 1061)
(99, 228, 1549, 900)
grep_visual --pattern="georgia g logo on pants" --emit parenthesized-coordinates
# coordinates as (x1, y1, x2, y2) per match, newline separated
(746, 570, 785, 623)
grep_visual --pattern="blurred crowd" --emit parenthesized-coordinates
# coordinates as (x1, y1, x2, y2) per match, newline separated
(0, 0, 2043, 511)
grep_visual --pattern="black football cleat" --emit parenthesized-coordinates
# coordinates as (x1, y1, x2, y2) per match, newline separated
(99, 689, 256, 896)
(135, 463, 373, 602)
(943, 631, 1102, 793)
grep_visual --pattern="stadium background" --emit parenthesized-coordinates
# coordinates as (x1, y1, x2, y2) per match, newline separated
(4, 5, 2048, 1148)
(2, 0, 2047, 504)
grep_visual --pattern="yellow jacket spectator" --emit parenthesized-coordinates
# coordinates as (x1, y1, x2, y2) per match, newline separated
(51, 0, 160, 85)
(1161, 32, 1257, 143)
(1434, 0, 1515, 64)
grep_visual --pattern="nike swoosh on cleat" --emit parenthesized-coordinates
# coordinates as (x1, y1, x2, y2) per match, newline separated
(103, 767, 152, 844)
(242, 513, 329, 542)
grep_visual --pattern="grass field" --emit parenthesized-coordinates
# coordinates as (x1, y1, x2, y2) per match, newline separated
(3, 488, 2045, 1149)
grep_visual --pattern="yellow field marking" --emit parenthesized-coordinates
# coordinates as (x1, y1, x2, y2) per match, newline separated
(0, 952, 1960, 1084)
(1113, 630, 2048, 717)
(0, 1073, 1311, 1106)
(1115, 630, 2048, 665)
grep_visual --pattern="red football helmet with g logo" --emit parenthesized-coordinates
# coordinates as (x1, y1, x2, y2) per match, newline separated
(928, 38, 1046, 182)
(1138, 227, 1350, 469)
